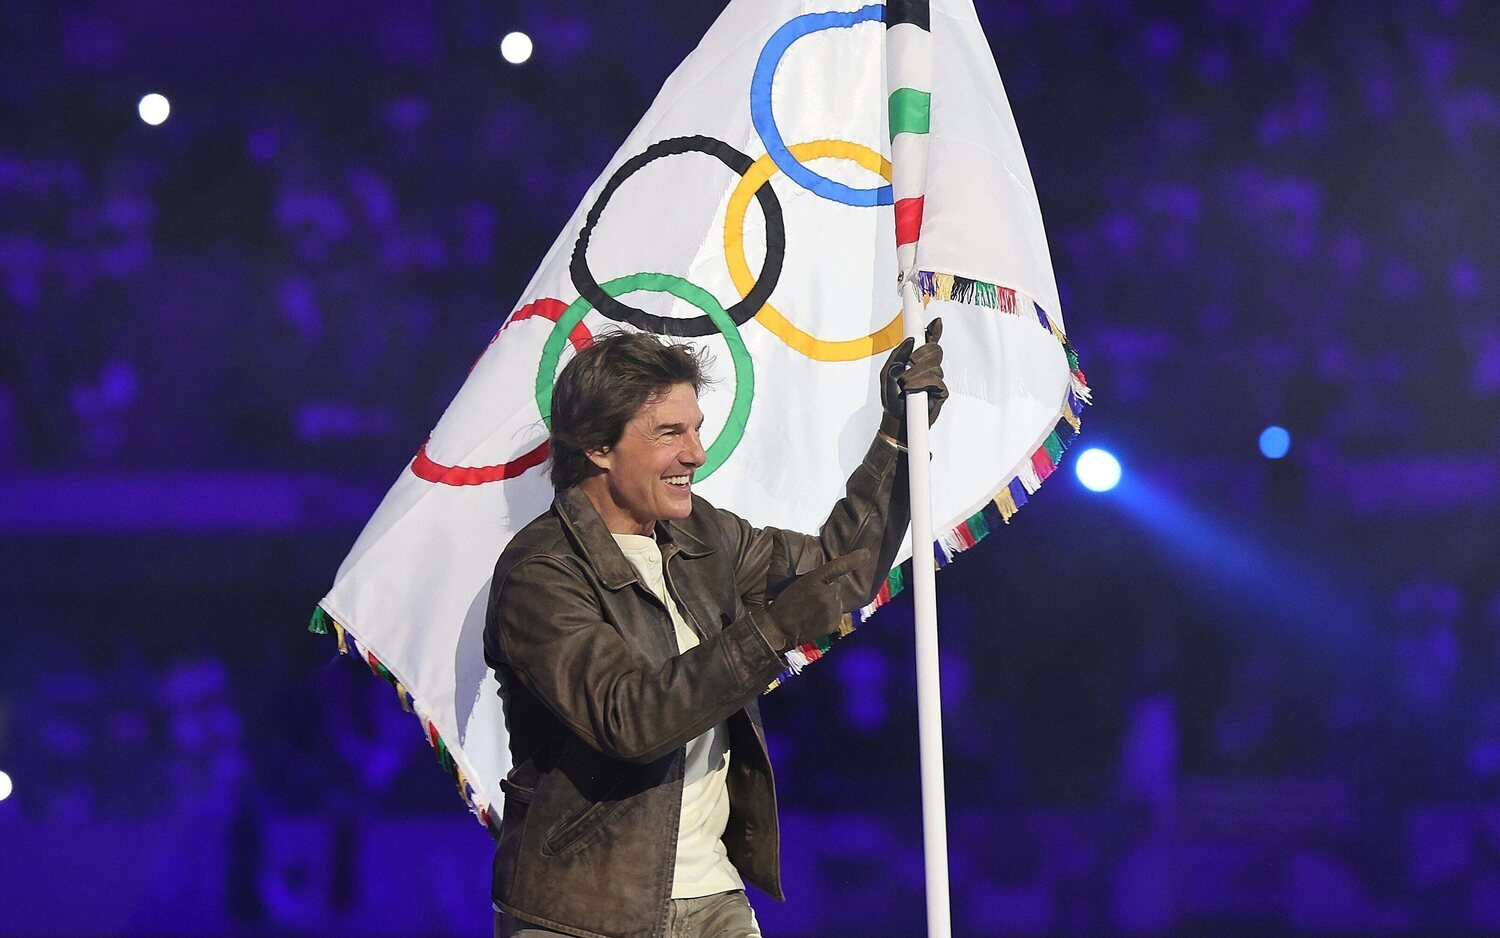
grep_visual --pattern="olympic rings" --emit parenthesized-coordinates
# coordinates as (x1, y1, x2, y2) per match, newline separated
(724, 140, 905, 361)
(750, 5, 894, 208)
(537, 273, 755, 481)
(445, 8, 916, 487)
(411, 298, 592, 485)
(571, 136, 786, 338)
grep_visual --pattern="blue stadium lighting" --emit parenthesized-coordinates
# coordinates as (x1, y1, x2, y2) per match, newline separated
(1075, 448, 1121, 492)
(137, 93, 170, 126)
(1259, 425, 1291, 459)
(500, 31, 533, 65)
(0, 770, 12, 802)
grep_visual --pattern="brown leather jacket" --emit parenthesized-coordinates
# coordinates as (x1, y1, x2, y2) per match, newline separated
(483, 433, 909, 938)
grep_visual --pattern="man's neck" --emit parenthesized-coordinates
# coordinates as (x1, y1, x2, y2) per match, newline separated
(575, 477, 654, 537)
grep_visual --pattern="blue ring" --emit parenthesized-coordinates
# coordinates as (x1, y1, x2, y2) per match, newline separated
(750, 5, 894, 208)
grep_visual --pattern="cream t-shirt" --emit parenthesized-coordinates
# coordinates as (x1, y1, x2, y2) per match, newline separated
(612, 533, 744, 899)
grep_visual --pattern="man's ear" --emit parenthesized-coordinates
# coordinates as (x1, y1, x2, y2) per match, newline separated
(586, 445, 613, 472)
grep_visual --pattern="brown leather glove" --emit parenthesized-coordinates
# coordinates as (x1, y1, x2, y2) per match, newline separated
(756, 549, 874, 653)
(879, 317, 947, 444)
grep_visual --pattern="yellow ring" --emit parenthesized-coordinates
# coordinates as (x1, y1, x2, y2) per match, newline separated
(724, 140, 905, 362)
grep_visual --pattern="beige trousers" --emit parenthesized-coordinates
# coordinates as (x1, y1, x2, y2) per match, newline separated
(496, 889, 762, 938)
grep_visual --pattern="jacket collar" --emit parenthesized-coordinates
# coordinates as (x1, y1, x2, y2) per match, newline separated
(554, 488, 715, 590)
(554, 487, 639, 590)
(659, 511, 715, 559)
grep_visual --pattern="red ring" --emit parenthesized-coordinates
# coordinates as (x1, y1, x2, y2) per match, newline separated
(411, 298, 592, 485)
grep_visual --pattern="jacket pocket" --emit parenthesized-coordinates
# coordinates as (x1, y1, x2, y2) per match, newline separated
(540, 775, 631, 858)
(493, 778, 534, 895)
(499, 776, 535, 804)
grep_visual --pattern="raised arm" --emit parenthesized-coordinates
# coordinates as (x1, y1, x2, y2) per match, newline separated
(723, 318, 947, 610)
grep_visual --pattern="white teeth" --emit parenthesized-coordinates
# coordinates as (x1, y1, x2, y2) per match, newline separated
(665, 475, 690, 485)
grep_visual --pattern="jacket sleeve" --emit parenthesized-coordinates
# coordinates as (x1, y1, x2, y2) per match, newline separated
(489, 555, 787, 765)
(722, 429, 910, 611)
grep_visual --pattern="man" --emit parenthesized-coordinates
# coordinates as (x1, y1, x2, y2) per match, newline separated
(484, 322, 945, 938)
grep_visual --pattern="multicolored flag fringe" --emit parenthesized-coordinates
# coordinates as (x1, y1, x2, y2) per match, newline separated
(313, 0, 1089, 827)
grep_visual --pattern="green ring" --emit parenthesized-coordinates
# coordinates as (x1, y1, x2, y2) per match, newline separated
(537, 272, 755, 481)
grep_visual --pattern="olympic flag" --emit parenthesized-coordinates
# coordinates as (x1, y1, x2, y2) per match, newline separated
(312, 0, 1089, 833)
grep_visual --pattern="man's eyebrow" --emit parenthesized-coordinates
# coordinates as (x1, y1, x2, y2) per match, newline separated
(653, 418, 705, 432)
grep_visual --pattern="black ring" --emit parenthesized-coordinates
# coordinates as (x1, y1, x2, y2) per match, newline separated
(884, 0, 931, 30)
(569, 135, 786, 338)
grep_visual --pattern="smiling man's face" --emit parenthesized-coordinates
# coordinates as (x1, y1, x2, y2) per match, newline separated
(583, 382, 707, 536)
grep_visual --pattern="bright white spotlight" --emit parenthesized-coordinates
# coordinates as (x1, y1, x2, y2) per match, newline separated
(1075, 448, 1122, 492)
(138, 93, 170, 125)
(1259, 425, 1291, 460)
(0, 770, 12, 802)
(500, 31, 533, 65)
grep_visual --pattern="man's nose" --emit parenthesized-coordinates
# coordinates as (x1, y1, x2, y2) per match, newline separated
(683, 429, 707, 467)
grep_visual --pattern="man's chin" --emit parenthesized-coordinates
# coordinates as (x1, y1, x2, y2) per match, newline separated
(662, 491, 694, 518)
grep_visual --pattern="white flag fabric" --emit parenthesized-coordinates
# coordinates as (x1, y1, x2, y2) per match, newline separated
(313, 0, 1089, 828)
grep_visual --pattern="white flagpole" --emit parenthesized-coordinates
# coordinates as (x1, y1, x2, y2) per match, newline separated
(901, 277, 952, 938)
(887, 1, 951, 932)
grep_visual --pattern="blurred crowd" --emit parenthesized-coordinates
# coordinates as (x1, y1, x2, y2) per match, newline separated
(6, 564, 1500, 930)
(1, 1, 1495, 471)
(0, 1, 709, 472)
(3, 0, 1500, 932)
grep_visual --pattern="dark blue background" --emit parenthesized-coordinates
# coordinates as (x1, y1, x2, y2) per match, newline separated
(3, 1, 1499, 934)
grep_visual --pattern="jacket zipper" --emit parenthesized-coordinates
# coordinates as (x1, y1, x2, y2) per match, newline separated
(661, 545, 710, 643)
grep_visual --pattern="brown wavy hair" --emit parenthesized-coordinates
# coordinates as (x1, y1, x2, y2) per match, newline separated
(547, 330, 711, 490)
